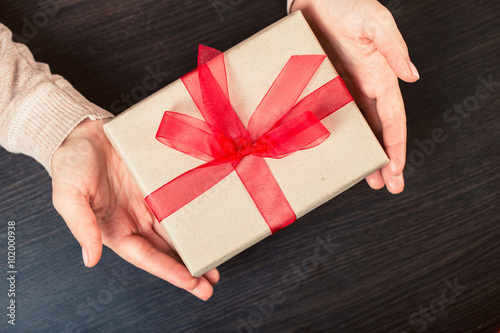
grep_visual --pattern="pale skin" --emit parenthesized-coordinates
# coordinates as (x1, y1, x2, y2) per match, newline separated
(51, 0, 419, 301)
(292, 0, 420, 191)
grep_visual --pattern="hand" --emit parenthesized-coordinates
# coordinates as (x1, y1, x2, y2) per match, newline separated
(291, 0, 419, 194)
(51, 118, 219, 300)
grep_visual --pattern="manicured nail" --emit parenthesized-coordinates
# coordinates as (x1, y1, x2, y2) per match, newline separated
(408, 61, 420, 79)
(82, 246, 89, 267)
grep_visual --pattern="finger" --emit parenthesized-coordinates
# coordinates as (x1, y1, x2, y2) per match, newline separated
(384, 172, 404, 195)
(203, 268, 220, 285)
(355, 98, 387, 190)
(340, 78, 387, 190)
(152, 218, 177, 251)
(366, 170, 385, 190)
(107, 234, 210, 297)
(356, 95, 382, 141)
(376, 79, 407, 194)
(140, 228, 179, 259)
(149, 220, 189, 265)
(367, 3, 419, 82)
(188, 276, 215, 301)
(141, 225, 220, 286)
(52, 188, 102, 267)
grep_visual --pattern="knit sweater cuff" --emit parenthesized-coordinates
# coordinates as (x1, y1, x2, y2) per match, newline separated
(7, 78, 113, 175)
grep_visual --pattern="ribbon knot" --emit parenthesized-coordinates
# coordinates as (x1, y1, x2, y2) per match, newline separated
(235, 142, 254, 160)
(216, 136, 253, 162)
(145, 45, 353, 233)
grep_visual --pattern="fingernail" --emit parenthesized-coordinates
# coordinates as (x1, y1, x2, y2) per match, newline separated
(82, 246, 89, 267)
(386, 173, 400, 191)
(408, 61, 420, 79)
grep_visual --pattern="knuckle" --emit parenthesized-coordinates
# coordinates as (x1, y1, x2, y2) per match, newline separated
(382, 115, 407, 128)
(390, 158, 406, 175)
(374, 7, 395, 27)
(70, 218, 96, 243)
(140, 245, 157, 264)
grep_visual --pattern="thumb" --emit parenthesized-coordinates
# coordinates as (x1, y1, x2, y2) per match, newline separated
(366, 3, 420, 82)
(53, 189, 103, 267)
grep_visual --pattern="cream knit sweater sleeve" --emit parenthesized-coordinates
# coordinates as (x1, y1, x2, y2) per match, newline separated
(0, 23, 113, 174)
(1, 2, 293, 175)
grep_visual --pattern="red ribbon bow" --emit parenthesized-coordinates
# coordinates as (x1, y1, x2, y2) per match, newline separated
(145, 45, 353, 233)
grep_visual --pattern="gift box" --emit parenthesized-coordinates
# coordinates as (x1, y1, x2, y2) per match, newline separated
(103, 11, 389, 277)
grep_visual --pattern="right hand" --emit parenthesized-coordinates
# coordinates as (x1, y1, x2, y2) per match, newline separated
(292, 0, 420, 194)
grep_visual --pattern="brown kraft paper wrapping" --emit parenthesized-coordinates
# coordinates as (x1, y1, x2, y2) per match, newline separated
(103, 11, 389, 277)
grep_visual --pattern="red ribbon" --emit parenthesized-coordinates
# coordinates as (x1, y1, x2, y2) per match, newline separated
(145, 45, 353, 233)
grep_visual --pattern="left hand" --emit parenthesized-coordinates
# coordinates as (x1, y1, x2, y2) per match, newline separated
(51, 118, 219, 301)
(291, 0, 420, 194)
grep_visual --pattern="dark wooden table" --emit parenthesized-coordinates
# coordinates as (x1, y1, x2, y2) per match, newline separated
(1, 1, 499, 332)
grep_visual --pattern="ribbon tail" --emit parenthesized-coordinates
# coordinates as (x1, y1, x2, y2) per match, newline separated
(197, 45, 223, 66)
(281, 76, 353, 124)
(247, 55, 326, 140)
(181, 46, 229, 118)
(145, 162, 234, 222)
(235, 155, 295, 233)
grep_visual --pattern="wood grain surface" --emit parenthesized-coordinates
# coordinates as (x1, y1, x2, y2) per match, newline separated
(0, 0, 499, 332)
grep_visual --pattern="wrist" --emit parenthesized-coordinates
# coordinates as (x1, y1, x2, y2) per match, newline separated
(51, 118, 111, 176)
(62, 118, 109, 147)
